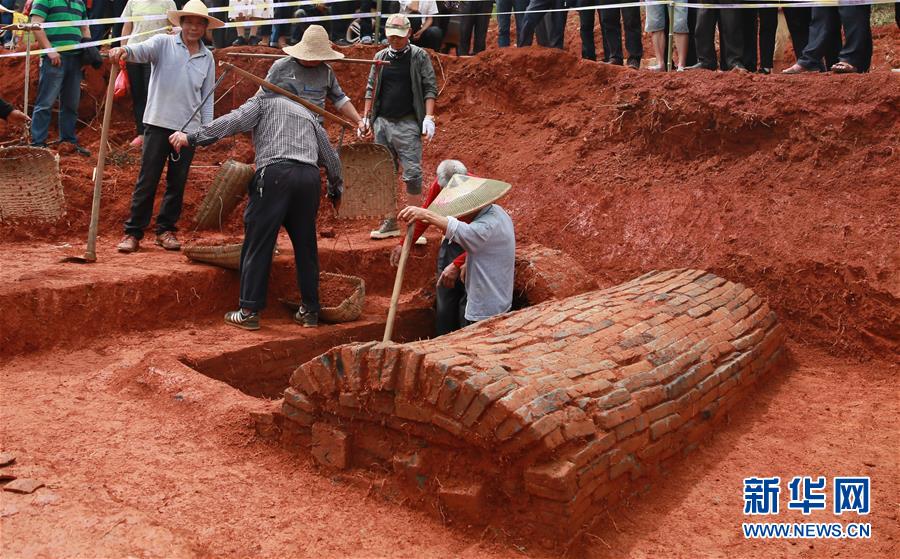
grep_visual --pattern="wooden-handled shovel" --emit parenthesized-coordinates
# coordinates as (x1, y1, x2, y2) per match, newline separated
(382, 224, 415, 343)
(62, 62, 118, 263)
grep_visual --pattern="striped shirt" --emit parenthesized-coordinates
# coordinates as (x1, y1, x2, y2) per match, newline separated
(189, 93, 344, 198)
(30, 0, 86, 53)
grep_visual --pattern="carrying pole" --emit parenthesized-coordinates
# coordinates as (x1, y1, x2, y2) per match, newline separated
(383, 224, 414, 342)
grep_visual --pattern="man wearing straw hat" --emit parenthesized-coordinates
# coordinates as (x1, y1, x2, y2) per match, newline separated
(263, 25, 363, 128)
(107, 0, 221, 253)
(398, 175, 515, 326)
(360, 13, 438, 241)
(168, 77, 344, 331)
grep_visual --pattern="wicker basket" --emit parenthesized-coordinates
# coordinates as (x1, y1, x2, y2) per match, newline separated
(337, 143, 397, 219)
(0, 146, 65, 222)
(281, 272, 365, 323)
(194, 159, 254, 230)
(183, 242, 242, 270)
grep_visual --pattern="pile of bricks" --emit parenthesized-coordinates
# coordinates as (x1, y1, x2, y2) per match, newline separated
(270, 269, 786, 536)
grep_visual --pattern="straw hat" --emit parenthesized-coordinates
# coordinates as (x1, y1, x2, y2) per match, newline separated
(385, 14, 411, 38)
(282, 25, 345, 62)
(427, 175, 512, 218)
(167, 0, 225, 29)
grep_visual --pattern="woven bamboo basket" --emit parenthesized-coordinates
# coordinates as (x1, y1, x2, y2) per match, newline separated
(281, 272, 365, 323)
(0, 146, 65, 222)
(337, 143, 397, 219)
(183, 242, 242, 270)
(194, 159, 254, 229)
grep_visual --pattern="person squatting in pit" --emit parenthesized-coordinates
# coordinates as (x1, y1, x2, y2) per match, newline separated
(391, 159, 472, 335)
(397, 174, 515, 328)
(168, 76, 344, 332)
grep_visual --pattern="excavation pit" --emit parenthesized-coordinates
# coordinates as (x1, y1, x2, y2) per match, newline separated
(182, 310, 435, 399)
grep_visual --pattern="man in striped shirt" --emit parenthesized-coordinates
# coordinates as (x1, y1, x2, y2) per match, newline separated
(169, 80, 344, 331)
(29, 0, 91, 154)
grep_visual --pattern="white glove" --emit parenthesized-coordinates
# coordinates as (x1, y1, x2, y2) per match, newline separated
(357, 116, 370, 138)
(422, 115, 435, 140)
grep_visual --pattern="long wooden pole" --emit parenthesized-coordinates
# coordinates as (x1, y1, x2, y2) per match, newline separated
(383, 224, 414, 342)
(83, 63, 119, 262)
(223, 52, 389, 65)
(219, 61, 356, 129)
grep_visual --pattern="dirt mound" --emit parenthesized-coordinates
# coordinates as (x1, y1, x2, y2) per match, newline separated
(1, 27, 898, 360)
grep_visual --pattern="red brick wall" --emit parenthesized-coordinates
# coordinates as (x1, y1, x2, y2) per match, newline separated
(274, 268, 786, 535)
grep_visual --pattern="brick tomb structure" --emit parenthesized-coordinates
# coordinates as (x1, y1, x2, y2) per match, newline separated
(265, 269, 786, 537)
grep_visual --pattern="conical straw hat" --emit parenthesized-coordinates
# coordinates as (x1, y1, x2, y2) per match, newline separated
(167, 0, 225, 29)
(283, 25, 345, 61)
(426, 175, 511, 218)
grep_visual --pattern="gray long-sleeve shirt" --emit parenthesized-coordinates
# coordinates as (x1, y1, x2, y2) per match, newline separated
(125, 32, 215, 133)
(445, 204, 515, 322)
(263, 58, 350, 120)
(188, 93, 343, 198)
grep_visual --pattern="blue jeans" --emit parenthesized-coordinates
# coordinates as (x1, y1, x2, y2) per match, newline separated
(496, 0, 528, 47)
(31, 55, 83, 146)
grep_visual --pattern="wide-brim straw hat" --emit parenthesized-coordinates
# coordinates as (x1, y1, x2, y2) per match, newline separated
(427, 175, 512, 218)
(282, 25, 345, 61)
(168, 0, 225, 29)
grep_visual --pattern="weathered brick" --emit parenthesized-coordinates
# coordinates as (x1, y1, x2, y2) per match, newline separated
(650, 413, 684, 440)
(593, 400, 641, 429)
(614, 413, 649, 440)
(460, 377, 517, 427)
(525, 459, 577, 500)
(311, 423, 349, 469)
(283, 387, 317, 413)
(571, 432, 617, 468)
(594, 387, 630, 410)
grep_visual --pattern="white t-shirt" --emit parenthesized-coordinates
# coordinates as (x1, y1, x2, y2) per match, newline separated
(399, 0, 438, 20)
(122, 0, 176, 44)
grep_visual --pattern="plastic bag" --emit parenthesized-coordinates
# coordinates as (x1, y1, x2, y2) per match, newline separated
(114, 60, 129, 99)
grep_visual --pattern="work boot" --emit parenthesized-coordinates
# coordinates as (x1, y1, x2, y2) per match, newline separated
(293, 305, 319, 328)
(224, 309, 260, 331)
(155, 231, 181, 251)
(370, 218, 401, 239)
(117, 235, 139, 253)
(414, 236, 427, 246)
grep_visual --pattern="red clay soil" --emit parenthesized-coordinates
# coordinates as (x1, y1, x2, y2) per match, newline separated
(1, 19, 898, 558)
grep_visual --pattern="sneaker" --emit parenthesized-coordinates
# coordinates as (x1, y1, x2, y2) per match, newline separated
(232, 36, 247, 46)
(155, 231, 181, 251)
(248, 35, 261, 46)
(370, 217, 401, 239)
(293, 305, 319, 328)
(225, 309, 260, 331)
(117, 234, 139, 253)
(626, 60, 640, 70)
(757, 67, 772, 75)
(360, 36, 373, 45)
(414, 236, 427, 246)
(647, 64, 662, 72)
(130, 135, 143, 148)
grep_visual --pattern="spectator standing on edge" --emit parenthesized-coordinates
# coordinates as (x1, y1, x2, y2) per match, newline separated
(689, 0, 745, 71)
(108, 0, 219, 253)
(360, 14, 438, 240)
(646, 3, 689, 70)
(517, 0, 565, 49)
(399, 0, 443, 52)
(741, 7, 777, 73)
(120, 0, 177, 148)
(600, 0, 642, 68)
(29, 0, 92, 154)
(457, 0, 492, 55)
(496, 0, 527, 48)
(783, 5, 872, 73)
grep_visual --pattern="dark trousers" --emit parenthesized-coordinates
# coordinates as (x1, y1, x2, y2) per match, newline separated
(435, 240, 467, 336)
(799, 6, 871, 72)
(125, 62, 151, 136)
(360, 0, 397, 39)
(0, 0, 14, 44)
(124, 125, 195, 239)
(741, 8, 777, 71)
(458, 0, 493, 55)
(410, 17, 443, 51)
(577, 3, 602, 61)
(694, 2, 743, 70)
(497, 0, 528, 47)
(600, 3, 642, 64)
(240, 162, 321, 313)
(89, 0, 126, 43)
(517, 0, 565, 48)
(783, 7, 812, 60)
